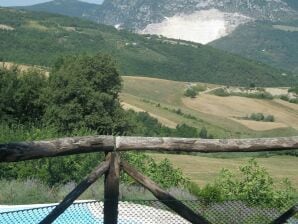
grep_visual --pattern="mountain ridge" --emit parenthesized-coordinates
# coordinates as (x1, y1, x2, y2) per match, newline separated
(19, 0, 298, 73)
(0, 7, 295, 87)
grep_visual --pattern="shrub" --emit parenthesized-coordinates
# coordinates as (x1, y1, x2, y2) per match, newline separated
(193, 84, 207, 92)
(264, 115, 275, 122)
(184, 87, 198, 98)
(212, 88, 230, 97)
(199, 159, 296, 208)
(280, 95, 290, 101)
(250, 113, 265, 121)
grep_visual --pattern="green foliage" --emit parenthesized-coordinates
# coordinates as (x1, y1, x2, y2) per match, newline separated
(122, 152, 189, 189)
(212, 88, 230, 97)
(288, 86, 298, 94)
(249, 113, 264, 122)
(199, 159, 296, 208)
(0, 8, 295, 86)
(0, 67, 46, 123)
(212, 88, 274, 99)
(211, 21, 298, 74)
(184, 87, 198, 98)
(280, 94, 298, 104)
(43, 54, 129, 134)
(126, 110, 200, 138)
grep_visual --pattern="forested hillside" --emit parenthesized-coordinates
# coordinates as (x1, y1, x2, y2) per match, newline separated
(0, 8, 296, 86)
(211, 21, 298, 73)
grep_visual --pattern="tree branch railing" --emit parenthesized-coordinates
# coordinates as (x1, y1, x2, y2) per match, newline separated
(0, 135, 297, 224)
(1, 136, 298, 162)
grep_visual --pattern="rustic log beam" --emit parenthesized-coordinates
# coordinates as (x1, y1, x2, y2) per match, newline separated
(0, 135, 114, 162)
(104, 152, 120, 224)
(271, 204, 298, 224)
(116, 136, 298, 153)
(39, 159, 110, 224)
(2, 136, 298, 163)
(121, 160, 210, 224)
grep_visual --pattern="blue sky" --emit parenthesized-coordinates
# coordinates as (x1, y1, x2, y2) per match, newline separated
(0, 0, 104, 6)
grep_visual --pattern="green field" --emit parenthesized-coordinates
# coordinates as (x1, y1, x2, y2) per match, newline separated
(150, 153, 298, 190)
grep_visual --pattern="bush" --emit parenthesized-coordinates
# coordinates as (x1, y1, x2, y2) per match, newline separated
(264, 115, 275, 122)
(121, 152, 189, 189)
(248, 113, 275, 122)
(184, 87, 198, 98)
(280, 95, 290, 101)
(212, 88, 230, 97)
(199, 159, 296, 208)
(250, 113, 265, 121)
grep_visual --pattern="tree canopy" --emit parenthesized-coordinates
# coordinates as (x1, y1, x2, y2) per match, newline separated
(44, 54, 129, 134)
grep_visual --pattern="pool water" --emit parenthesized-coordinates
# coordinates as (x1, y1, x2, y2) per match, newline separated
(0, 202, 139, 224)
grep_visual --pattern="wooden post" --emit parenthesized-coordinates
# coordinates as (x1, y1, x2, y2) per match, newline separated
(271, 204, 298, 224)
(121, 160, 210, 224)
(104, 152, 120, 224)
(39, 160, 110, 224)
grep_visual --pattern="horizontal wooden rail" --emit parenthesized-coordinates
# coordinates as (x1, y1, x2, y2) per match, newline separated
(0, 136, 114, 162)
(1, 136, 298, 162)
(116, 136, 298, 153)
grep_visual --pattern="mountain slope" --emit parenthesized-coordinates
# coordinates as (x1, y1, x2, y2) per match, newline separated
(20, 0, 298, 74)
(0, 8, 296, 86)
(23, 0, 297, 30)
(210, 21, 298, 73)
(20, 0, 101, 22)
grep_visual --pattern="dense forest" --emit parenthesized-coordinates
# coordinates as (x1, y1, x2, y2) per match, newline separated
(0, 8, 296, 87)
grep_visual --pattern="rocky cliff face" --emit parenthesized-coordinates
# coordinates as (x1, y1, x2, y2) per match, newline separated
(98, 0, 297, 30)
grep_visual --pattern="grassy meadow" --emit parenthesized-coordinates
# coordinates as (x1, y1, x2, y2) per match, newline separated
(150, 153, 298, 190)
(121, 76, 298, 138)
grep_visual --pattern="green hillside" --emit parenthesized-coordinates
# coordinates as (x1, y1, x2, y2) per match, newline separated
(0, 8, 296, 87)
(211, 21, 298, 73)
(19, 0, 101, 20)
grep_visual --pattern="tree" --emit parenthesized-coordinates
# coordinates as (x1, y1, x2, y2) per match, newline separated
(43, 54, 129, 134)
(0, 67, 46, 124)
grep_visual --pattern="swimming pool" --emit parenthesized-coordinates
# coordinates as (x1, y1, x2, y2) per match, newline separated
(0, 201, 189, 224)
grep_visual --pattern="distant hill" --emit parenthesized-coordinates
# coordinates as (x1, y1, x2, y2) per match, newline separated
(0, 8, 296, 87)
(20, 0, 298, 75)
(210, 21, 298, 73)
(19, 0, 101, 21)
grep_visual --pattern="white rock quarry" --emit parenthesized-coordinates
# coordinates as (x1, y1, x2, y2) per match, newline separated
(139, 9, 251, 44)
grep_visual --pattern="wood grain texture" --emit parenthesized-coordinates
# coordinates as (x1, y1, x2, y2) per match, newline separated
(39, 160, 110, 224)
(116, 136, 298, 153)
(104, 152, 120, 224)
(122, 160, 210, 224)
(2, 136, 298, 163)
(0, 136, 114, 162)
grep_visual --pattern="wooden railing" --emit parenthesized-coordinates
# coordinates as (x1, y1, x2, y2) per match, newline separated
(1, 136, 298, 224)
